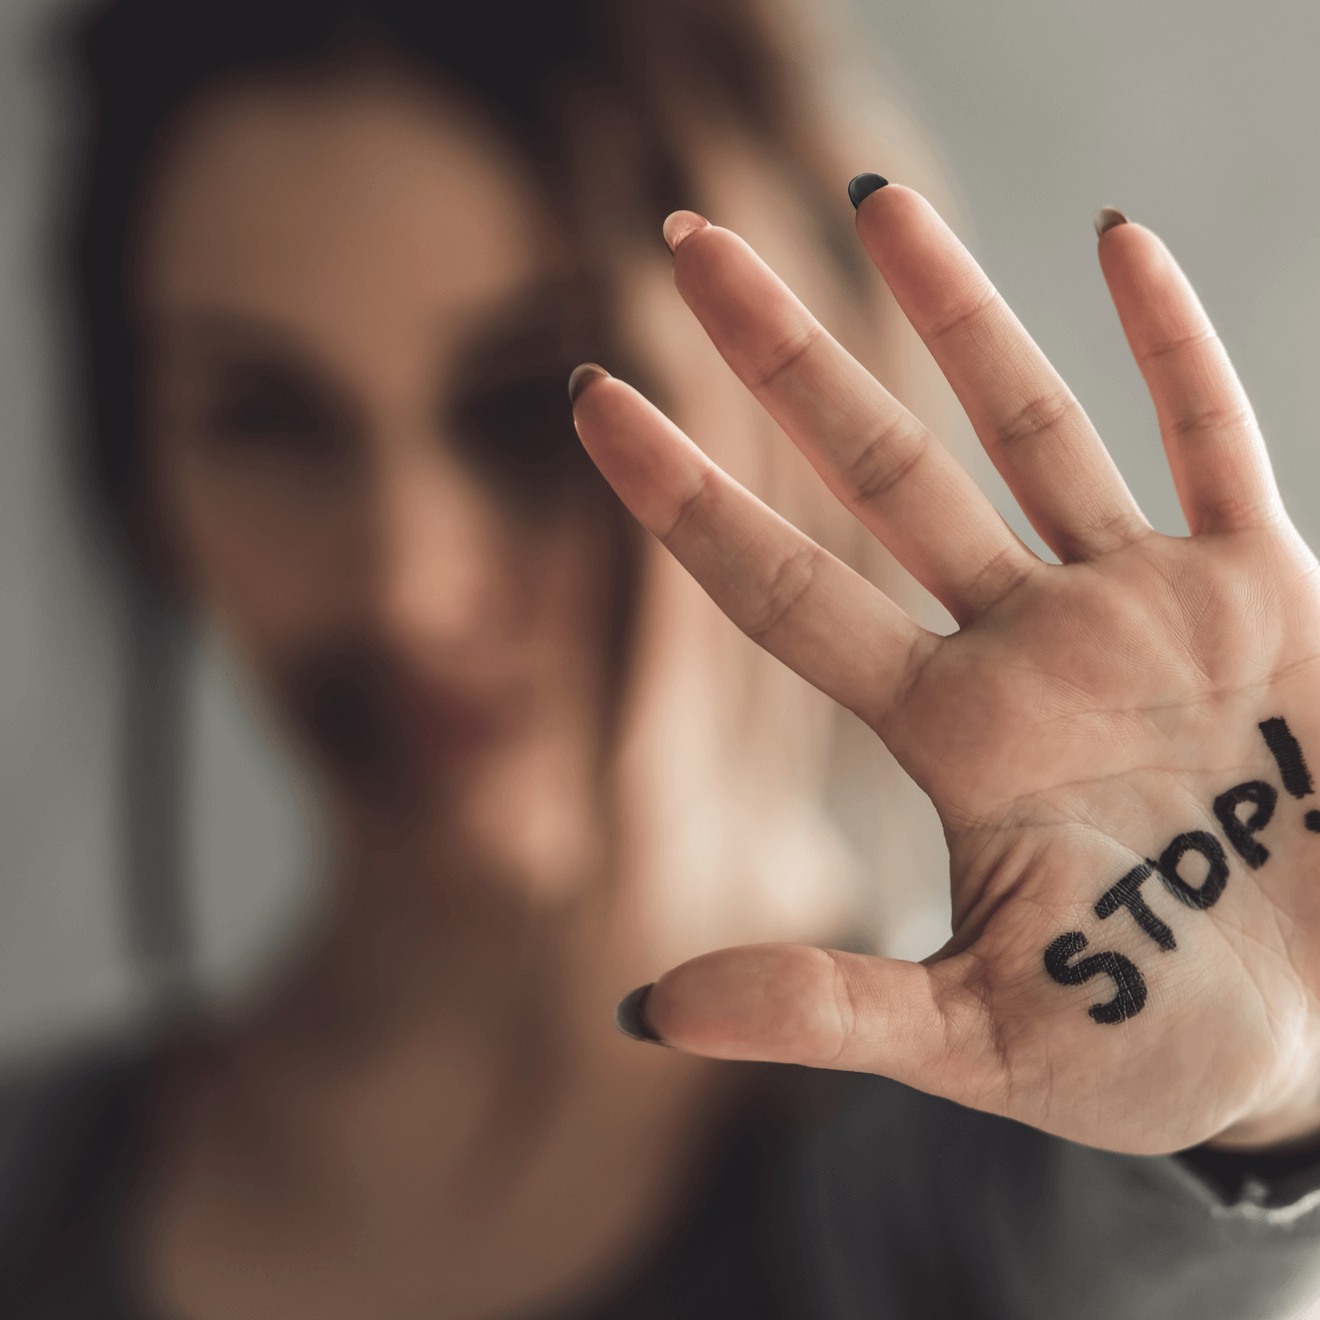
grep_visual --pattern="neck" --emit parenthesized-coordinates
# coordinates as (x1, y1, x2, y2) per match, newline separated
(148, 818, 744, 1318)
(189, 810, 714, 1191)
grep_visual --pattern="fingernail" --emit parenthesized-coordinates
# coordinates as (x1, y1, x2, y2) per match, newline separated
(847, 173, 889, 210)
(615, 983, 665, 1044)
(1094, 207, 1128, 238)
(567, 362, 608, 405)
(662, 210, 709, 253)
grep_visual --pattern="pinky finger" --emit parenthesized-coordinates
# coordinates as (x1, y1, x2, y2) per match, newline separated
(1098, 220, 1285, 534)
(570, 368, 929, 728)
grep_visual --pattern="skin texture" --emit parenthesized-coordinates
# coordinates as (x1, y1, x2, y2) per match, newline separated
(140, 70, 617, 899)
(573, 186, 1320, 1156)
(129, 63, 868, 1318)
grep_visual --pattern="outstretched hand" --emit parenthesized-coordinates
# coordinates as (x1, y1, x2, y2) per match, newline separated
(570, 183, 1320, 1156)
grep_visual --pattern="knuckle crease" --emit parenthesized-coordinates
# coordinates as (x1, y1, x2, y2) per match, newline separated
(746, 545, 818, 641)
(843, 423, 931, 507)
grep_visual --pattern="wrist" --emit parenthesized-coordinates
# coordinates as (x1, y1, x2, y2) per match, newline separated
(1207, 1097, 1320, 1155)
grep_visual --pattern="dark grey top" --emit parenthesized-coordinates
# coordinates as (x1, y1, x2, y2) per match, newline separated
(0, 1045, 1318, 1318)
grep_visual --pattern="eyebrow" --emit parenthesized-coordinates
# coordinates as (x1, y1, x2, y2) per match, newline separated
(143, 309, 310, 358)
(146, 275, 599, 380)
(448, 277, 600, 391)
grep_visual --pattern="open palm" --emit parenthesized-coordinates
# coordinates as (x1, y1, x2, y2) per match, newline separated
(571, 185, 1320, 1156)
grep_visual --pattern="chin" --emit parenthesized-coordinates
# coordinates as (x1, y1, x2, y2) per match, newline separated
(417, 736, 608, 905)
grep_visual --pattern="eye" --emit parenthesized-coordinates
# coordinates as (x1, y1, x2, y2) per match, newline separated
(451, 371, 590, 493)
(201, 363, 347, 463)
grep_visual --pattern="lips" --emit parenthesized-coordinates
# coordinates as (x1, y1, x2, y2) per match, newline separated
(283, 644, 530, 792)
(285, 648, 401, 790)
(392, 667, 531, 767)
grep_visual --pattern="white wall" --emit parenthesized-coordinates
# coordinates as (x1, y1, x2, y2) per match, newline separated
(0, 0, 311, 1061)
(0, 0, 133, 1055)
(860, 0, 1320, 556)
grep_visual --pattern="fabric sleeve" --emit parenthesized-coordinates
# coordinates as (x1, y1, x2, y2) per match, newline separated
(778, 1071, 1320, 1320)
(0, 1047, 149, 1318)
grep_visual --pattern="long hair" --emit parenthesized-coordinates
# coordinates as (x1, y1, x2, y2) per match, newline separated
(68, 0, 868, 579)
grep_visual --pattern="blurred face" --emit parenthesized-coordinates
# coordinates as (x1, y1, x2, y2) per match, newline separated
(137, 66, 631, 897)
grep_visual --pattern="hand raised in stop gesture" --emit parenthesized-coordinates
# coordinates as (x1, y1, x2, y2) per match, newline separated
(572, 183, 1320, 1157)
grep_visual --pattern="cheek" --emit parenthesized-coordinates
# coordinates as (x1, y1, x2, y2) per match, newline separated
(455, 527, 622, 897)
(167, 452, 368, 658)
(519, 519, 621, 707)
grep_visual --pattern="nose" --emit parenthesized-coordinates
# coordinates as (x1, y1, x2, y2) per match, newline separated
(371, 443, 508, 665)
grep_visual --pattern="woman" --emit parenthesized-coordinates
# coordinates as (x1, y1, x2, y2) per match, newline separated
(3, 0, 1320, 1315)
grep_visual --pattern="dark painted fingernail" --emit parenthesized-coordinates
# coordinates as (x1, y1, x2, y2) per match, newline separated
(568, 362, 608, 405)
(615, 983, 665, 1044)
(847, 173, 889, 209)
(662, 210, 709, 253)
(1094, 207, 1128, 238)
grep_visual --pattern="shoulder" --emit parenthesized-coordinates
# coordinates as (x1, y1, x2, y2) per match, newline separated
(0, 1038, 150, 1169)
(0, 1038, 156, 1285)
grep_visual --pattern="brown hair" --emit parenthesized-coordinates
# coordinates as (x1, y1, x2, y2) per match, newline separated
(69, 0, 869, 581)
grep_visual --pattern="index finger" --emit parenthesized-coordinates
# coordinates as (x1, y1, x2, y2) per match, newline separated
(570, 367, 929, 727)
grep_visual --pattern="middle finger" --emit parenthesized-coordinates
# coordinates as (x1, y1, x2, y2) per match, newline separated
(666, 213, 1035, 626)
(853, 186, 1151, 562)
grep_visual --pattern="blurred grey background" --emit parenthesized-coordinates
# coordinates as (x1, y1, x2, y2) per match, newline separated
(1, 0, 1318, 1061)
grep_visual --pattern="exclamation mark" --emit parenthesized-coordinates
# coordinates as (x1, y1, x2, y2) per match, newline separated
(1258, 717, 1320, 833)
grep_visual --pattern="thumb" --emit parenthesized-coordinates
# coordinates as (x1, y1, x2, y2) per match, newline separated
(631, 943, 1003, 1100)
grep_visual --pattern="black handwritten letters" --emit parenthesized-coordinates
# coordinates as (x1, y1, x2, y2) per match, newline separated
(1260, 718, 1314, 798)
(1155, 832, 1229, 910)
(1045, 717, 1316, 1024)
(1094, 861, 1176, 950)
(1044, 933, 1147, 1024)
(1259, 717, 1320, 834)
(1213, 782, 1276, 869)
